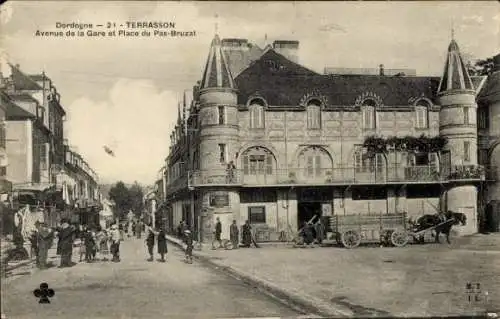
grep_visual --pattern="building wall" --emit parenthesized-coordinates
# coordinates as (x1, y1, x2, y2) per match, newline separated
(237, 108, 440, 170)
(5, 120, 31, 184)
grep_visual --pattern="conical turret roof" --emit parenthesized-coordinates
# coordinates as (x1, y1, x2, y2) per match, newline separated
(200, 35, 235, 90)
(437, 39, 474, 94)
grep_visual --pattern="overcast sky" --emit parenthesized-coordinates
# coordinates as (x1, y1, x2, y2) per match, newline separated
(0, 1, 498, 185)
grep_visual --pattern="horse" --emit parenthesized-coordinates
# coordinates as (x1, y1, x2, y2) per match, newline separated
(412, 211, 467, 244)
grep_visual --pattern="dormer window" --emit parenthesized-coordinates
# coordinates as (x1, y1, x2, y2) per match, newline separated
(415, 99, 430, 129)
(306, 99, 321, 129)
(249, 99, 265, 129)
(362, 99, 376, 129)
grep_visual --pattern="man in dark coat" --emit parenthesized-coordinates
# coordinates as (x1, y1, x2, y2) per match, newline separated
(57, 219, 75, 267)
(241, 220, 252, 247)
(314, 219, 325, 245)
(145, 224, 155, 261)
(157, 227, 168, 262)
(229, 220, 239, 249)
(302, 222, 314, 245)
(212, 217, 222, 249)
(36, 222, 54, 269)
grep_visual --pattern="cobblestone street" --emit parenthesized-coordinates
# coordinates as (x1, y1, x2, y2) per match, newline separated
(168, 233, 500, 317)
(1, 238, 304, 319)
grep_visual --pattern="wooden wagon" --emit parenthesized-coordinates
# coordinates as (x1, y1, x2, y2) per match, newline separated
(330, 212, 409, 248)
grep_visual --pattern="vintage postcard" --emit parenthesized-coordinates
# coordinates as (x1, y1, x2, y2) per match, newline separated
(0, 1, 499, 318)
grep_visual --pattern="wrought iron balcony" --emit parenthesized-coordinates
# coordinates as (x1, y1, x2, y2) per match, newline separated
(186, 164, 492, 187)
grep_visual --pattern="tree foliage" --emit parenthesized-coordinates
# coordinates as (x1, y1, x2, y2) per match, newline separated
(108, 181, 144, 220)
(467, 57, 495, 76)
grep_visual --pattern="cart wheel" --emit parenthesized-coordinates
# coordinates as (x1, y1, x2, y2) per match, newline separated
(390, 230, 409, 247)
(341, 230, 361, 249)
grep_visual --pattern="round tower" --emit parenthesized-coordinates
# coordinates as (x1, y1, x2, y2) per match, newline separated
(197, 34, 240, 241)
(437, 39, 478, 235)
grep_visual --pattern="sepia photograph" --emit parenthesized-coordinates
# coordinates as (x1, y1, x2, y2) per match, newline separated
(0, 1, 499, 318)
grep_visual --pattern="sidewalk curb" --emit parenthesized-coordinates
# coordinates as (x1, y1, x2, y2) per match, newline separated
(166, 236, 352, 318)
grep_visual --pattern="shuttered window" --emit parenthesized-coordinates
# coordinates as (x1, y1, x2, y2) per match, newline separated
(306, 155, 322, 177)
(415, 106, 428, 128)
(307, 105, 321, 129)
(464, 107, 470, 124)
(249, 105, 264, 129)
(40, 143, 48, 170)
(362, 106, 375, 129)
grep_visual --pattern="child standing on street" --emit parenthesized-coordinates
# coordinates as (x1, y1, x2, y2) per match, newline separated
(184, 229, 193, 264)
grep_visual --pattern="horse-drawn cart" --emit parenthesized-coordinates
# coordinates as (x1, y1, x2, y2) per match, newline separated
(330, 212, 409, 248)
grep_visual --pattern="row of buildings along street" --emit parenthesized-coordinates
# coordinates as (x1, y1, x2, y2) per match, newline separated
(145, 34, 500, 244)
(0, 63, 104, 241)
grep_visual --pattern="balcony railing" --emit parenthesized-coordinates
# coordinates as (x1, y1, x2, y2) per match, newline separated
(185, 165, 492, 187)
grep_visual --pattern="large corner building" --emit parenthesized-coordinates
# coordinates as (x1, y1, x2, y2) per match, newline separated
(164, 35, 500, 242)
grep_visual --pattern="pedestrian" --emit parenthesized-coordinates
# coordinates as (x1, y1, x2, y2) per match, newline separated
(36, 222, 54, 269)
(57, 219, 75, 268)
(83, 226, 96, 263)
(109, 224, 121, 262)
(96, 226, 110, 261)
(212, 217, 222, 249)
(157, 226, 168, 262)
(302, 222, 314, 246)
(241, 220, 252, 248)
(145, 224, 155, 261)
(135, 220, 143, 239)
(230, 220, 239, 249)
(29, 227, 39, 261)
(226, 161, 236, 183)
(184, 229, 193, 264)
(314, 219, 325, 245)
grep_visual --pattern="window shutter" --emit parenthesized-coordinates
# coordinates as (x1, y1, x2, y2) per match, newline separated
(266, 155, 273, 174)
(315, 155, 321, 176)
(355, 152, 361, 173)
(376, 154, 384, 173)
(259, 107, 264, 128)
(243, 155, 250, 175)
(464, 107, 469, 124)
(249, 108, 254, 128)
(307, 156, 314, 176)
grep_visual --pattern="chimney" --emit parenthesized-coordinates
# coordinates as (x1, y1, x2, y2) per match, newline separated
(221, 38, 249, 51)
(272, 40, 299, 63)
(493, 54, 500, 73)
(379, 64, 385, 76)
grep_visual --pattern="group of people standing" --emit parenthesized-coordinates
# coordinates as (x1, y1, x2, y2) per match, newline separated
(27, 218, 124, 269)
(212, 218, 259, 249)
(77, 223, 123, 263)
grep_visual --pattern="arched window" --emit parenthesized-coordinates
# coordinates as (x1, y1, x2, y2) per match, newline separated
(354, 149, 384, 173)
(415, 99, 429, 129)
(362, 99, 376, 129)
(241, 147, 275, 176)
(249, 99, 265, 129)
(298, 146, 333, 178)
(306, 99, 321, 129)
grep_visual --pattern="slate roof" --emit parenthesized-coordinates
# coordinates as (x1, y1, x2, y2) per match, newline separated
(200, 35, 235, 90)
(477, 72, 500, 103)
(234, 50, 440, 107)
(10, 64, 42, 91)
(5, 96, 36, 120)
(437, 40, 474, 93)
(222, 41, 265, 77)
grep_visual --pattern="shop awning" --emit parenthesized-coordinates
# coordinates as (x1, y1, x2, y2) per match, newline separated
(13, 183, 55, 192)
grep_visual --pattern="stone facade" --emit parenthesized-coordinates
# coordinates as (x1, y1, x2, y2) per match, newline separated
(164, 35, 499, 242)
